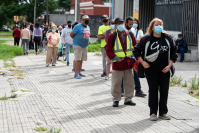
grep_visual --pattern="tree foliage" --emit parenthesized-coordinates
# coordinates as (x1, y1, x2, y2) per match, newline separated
(57, 0, 70, 11)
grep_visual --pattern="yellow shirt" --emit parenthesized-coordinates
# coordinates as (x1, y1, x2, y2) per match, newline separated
(98, 25, 110, 47)
(47, 32, 60, 47)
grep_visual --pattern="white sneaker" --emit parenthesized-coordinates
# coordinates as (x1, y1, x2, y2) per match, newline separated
(150, 114, 157, 121)
(159, 114, 171, 120)
(105, 76, 109, 80)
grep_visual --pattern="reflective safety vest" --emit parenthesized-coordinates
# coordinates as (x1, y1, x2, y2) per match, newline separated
(112, 31, 134, 62)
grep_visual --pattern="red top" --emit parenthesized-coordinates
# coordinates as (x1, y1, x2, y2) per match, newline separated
(106, 30, 137, 71)
(13, 28, 21, 38)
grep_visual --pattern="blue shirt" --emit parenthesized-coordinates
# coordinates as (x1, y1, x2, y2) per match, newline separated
(175, 38, 187, 50)
(72, 23, 90, 48)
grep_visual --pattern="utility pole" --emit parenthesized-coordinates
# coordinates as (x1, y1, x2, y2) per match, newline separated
(75, 0, 80, 22)
(46, 0, 48, 25)
(34, 0, 36, 24)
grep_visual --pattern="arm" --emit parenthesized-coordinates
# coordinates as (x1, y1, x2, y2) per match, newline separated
(131, 33, 137, 46)
(61, 29, 66, 44)
(70, 32, 75, 39)
(182, 39, 187, 49)
(98, 26, 105, 40)
(40, 28, 43, 40)
(105, 30, 110, 43)
(28, 31, 30, 41)
(99, 34, 105, 39)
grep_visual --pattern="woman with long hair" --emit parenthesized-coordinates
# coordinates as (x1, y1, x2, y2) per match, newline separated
(29, 24, 34, 50)
(32, 23, 43, 55)
(132, 18, 143, 43)
(133, 18, 177, 121)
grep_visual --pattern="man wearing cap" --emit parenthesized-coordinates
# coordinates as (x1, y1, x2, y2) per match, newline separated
(106, 18, 137, 107)
(175, 34, 188, 62)
(98, 15, 111, 77)
(61, 21, 74, 66)
(70, 15, 90, 79)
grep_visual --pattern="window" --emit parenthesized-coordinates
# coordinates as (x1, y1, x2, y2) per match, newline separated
(169, 0, 182, 4)
(156, 0, 182, 4)
(156, 0, 168, 5)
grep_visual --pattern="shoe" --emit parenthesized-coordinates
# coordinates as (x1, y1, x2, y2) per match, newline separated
(124, 100, 136, 106)
(101, 72, 106, 77)
(121, 93, 124, 97)
(26, 52, 28, 55)
(67, 62, 69, 66)
(150, 114, 157, 121)
(105, 76, 109, 80)
(52, 65, 56, 66)
(79, 74, 86, 77)
(159, 114, 171, 120)
(46, 65, 49, 67)
(135, 90, 147, 97)
(24, 53, 25, 55)
(72, 69, 75, 72)
(81, 69, 85, 71)
(113, 101, 119, 107)
(74, 74, 81, 79)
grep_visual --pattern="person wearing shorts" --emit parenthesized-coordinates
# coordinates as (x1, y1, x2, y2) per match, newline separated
(70, 15, 90, 79)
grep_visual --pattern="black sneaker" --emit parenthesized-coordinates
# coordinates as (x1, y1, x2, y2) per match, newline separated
(135, 90, 147, 97)
(101, 72, 106, 77)
(24, 53, 25, 55)
(67, 62, 69, 66)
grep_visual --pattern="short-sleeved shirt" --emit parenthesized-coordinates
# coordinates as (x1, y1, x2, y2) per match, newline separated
(98, 25, 110, 47)
(134, 29, 144, 39)
(72, 23, 90, 48)
(47, 32, 60, 47)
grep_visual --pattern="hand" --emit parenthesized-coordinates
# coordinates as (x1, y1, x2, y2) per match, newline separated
(64, 43, 67, 45)
(32, 40, 34, 43)
(41, 39, 42, 42)
(116, 58, 122, 62)
(141, 61, 150, 69)
(162, 65, 171, 73)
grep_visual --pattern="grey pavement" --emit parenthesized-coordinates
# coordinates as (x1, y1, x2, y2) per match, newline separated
(0, 53, 199, 133)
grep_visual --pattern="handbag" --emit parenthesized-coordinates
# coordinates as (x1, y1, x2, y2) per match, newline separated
(170, 65, 175, 77)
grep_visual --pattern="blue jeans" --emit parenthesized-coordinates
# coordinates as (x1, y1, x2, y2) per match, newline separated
(65, 44, 74, 61)
(177, 48, 187, 61)
(121, 71, 141, 93)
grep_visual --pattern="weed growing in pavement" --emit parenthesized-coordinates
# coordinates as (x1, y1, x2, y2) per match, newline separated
(21, 90, 31, 92)
(48, 127, 61, 133)
(36, 122, 42, 125)
(3, 58, 16, 68)
(10, 94, 17, 98)
(34, 127, 47, 131)
(94, 53, 102, 56)
(57, 59, 65, 64)
(177, 76, 183, 84)
(182, 81, 188, 87)
(170, 75, 183, 86)
(39, 48, 43, 53)
(188, 75, 199, 99)
(11, 89, 17, 92)
(0, 94, 8, 100)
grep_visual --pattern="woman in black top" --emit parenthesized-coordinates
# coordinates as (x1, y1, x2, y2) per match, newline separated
(133, 18, 177, 121)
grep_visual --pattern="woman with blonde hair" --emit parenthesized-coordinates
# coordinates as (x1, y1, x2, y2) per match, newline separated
(133, 18, 177, 121)
(46, 24, 60, 67)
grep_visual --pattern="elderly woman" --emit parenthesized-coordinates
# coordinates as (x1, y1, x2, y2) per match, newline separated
(133, 18, 177, 121)
(46, 24, 60, 67)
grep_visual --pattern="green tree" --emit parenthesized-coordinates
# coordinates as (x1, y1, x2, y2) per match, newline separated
(57, 0, 70, 11)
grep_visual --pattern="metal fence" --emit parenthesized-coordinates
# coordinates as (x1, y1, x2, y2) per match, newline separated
(182, 0, 199, 45)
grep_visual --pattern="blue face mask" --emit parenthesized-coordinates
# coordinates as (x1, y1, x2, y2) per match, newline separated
(132, 24, 138, 28)
(154, 25, 163, 34)
(117, 24, 124, 32)
(52, 29, 56, 32)
(110, 25, 115, 29)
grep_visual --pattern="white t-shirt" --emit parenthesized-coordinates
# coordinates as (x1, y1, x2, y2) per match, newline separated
(134, 29, 144, 39)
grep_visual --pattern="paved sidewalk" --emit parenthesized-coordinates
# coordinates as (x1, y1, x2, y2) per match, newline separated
(0, 53, 199, 133)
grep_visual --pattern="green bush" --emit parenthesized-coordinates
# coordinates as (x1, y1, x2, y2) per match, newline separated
(0, 41, 23, 59)
(88, 41, 101, 52)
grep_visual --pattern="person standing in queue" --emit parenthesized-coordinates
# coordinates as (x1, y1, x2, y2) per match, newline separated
(106, 17, 137, 107)
(70, 15, 90, 79)
(13, 25, 21, 46)
(32, 23, 43, 55)
(98, 15, 111, 77)
(133, 18, 177, 121)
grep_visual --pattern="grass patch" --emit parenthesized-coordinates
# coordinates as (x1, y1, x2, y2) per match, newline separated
(10, 94, 17, 98)
(34, 127, 48, 132)
(94, 53, 102, 56)
(0, 31, 12, 34)
(0, 40, 23, 60)
(36, 122, 42, 125)
(11, 89, 17, 92)
(88, 41, 101, 52)
(21, 89, 31, 92)
(4, 58, 15, 68)
(0, 94, 8, 100)
(188, 75, 199, 99)
(0, 36, 13, 38)
(170, 75, 183, 86)
(48, 127, 61, 133)
(182, 81, 188, 87)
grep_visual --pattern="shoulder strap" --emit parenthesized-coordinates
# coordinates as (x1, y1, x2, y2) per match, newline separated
(112, 31, 117, 46)
(136, 30, 139, 38)
(129, 31, 133, 40)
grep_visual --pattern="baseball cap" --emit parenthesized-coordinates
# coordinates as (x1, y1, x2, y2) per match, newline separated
(67, 21, 72, 24)
(178, 34, 183, 37)
(114, 17, 124, 24)
(82, 15, 90, 20)
(102, 14, 109, 18)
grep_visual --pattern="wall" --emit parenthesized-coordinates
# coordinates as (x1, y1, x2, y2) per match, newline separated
(133, 0, 139, 19)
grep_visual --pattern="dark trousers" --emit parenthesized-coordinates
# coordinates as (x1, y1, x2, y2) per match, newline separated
(34, 36, 41, 53)
(145, 68, 170, 116)
(29, 35, 34, 50)
(14, 37, 20, 46)
(121, 71, 141, 93)
(177, 47, 187, 61)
